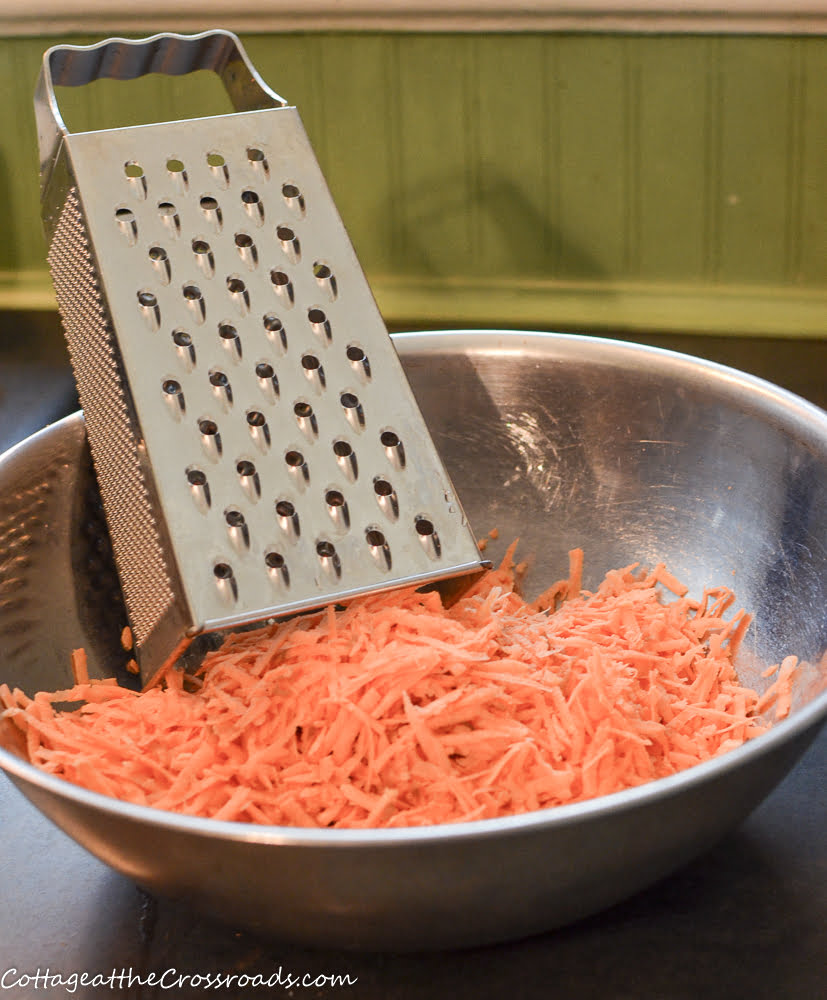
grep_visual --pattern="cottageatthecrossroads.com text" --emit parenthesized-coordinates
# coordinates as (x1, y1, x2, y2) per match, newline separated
(0, 967, 357, 993)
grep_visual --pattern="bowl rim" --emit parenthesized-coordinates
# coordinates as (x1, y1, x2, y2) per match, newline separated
(1, 328, 825, 847)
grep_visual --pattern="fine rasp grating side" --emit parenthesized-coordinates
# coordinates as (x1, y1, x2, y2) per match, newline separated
(36, 30, 486, 682)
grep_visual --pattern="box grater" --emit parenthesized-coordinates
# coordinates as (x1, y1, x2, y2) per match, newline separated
(35, 30, 485, 682)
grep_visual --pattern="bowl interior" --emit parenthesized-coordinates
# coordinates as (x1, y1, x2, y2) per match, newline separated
(1, 330, 826, 723)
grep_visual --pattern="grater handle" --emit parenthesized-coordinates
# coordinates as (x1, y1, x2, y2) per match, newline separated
(35, 29, 288, 198)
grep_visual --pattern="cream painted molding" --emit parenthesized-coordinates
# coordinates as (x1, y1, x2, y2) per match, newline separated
(3, 0, 827, 36)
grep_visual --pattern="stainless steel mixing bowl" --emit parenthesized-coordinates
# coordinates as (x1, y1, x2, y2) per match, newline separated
(0, 330, 825, 951)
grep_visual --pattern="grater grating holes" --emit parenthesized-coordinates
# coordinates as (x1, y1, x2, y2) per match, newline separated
(182, 283, 206, 323)
(172, 329, 195, 368)
(254, 361, 279, 401)
(275, 499, 300, 540)
(276, 225, 300, 263)
(316, 540, 341, 580)
(284, 449, 309, 487)
(115, 207, 137, 244)
(149, 245, 171, 284)
(246, 409, 270, 450)
(76, 130, 465, 650)
(225, 508, 250, 551)
(373, 477, 399, 520)
(415, 516, 441, 559)
(234, 232, 258, 269)
(161, 378, 185, 419)
(166, 157, 188, 194)
(213, 561, 237, 604)
(308, 307, 331, 342)
(192, 239, 214, 277)
(293, 400, 318, 438)
(158, 201, 181, 236)
(208, 369, 232, 408)
(300, 353, 325, 391)
(246, 146, 269, 179)
(265, 549, 289, 588)
(48, 187, 176, 644)
(186, 467, 211, 512)
(262, 313, 287, 351)
(137, 290, 160, 330)
(346, 343, 371, 380)
(198, 418, 222, 459)
(333, 439, 358, 482)
(312, 261, 337, 300)
(241, 188, 264, 225)
(366, 528, 391, 571)
(340, 391, 365, 430)
(325, 489, 350, 530)
(199, 195, 223, 229)
(206, 151, 229, 187)
(380, 430, 405, 468)
(270, 269, 293, 306)
(281, 181, 305, 215)
(236, 460, 261, 501)
(225, 275, 250, 314)
(124, 160, 147, 199)
(218, 322, 242, 360)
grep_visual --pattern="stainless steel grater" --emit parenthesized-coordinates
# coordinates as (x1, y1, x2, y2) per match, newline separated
(35, 30, 485, 682)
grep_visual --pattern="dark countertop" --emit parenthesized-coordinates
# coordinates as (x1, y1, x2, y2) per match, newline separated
(0, 321, 824, 998)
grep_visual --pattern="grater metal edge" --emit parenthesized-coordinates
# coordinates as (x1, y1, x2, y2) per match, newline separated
(36, 31, 487, 683)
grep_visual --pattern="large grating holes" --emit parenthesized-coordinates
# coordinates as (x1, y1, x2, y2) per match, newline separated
(312, 261, 337, 301)
(166, 157, 188, 192)
(172, 329, 195, 369)
(270, 269, 294, 307)
(226, 275, 250, 314)
(115, 207, 137, 245)
(198, 417, 222, 459)
(307, 307, 331, 342)
(275, 499, 300, 540)
(186, 466, 210, 512)
(281, 181, 305, 215)
(247, 146, 269, 179)
(373, 477, 399, 520)
(158, 200, 181, 237)
(241, 188, 264, 225)
(234, 232, 258, 269)
(149, 245, 171, 284)
(346, 343, 371, 380)
(183, 283, 206, 324)
(213, 561, 238, 603)
(277, 225, 300, 263)
(366, 527, 392, 571)
(340, 391, 365, 430)
(265, 549, 290, 586)
(333, 439, 358, 482)
(316, 539, 342, 580)
(124, 160, 147, 199)
(381, 429, 406, 468)
(206, 151, 230, 187)
(199, 195, 223, 230)
(137, 290, 160, 330)
(263, 314, 287, 351)
(218, 322, 243, 361)
(301, 353, 325, 391)
(246, 409, 270, 450)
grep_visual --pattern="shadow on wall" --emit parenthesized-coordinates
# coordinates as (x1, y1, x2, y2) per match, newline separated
(388, 164, 610, 285)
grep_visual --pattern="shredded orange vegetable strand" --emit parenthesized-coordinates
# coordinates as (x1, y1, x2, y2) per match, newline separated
(0, 551, 794, 828)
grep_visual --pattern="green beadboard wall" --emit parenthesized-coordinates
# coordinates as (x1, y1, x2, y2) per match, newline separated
(1, 31, 825, 335)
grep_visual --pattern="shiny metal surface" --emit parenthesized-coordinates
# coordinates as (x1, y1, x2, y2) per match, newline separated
(37, 31, 484, 682)
(0, 330, 825, 951)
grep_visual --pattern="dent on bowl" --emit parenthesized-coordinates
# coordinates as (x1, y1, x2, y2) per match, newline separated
(0, 330, 825, 951)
